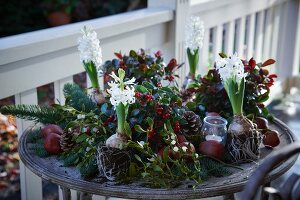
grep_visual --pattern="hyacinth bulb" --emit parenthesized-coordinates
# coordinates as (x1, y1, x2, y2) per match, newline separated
(105, 133, 128, 150)
(91, 88, 106, 105)
(228, 115, 256, 141)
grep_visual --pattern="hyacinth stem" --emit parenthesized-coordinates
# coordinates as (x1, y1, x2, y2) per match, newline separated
(115, 69, 128, 135)
(84, 62, 99, 89)
(187, 47, 199, 79)
(224, 76, 245, 115)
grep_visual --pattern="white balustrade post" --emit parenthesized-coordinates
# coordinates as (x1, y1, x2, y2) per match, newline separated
(148, 0, 190, 86)
(262, 8, 274, 62)
(254, 11, 265, 62)
(236, 17, 246, 58)
(199, 28, 210, 75)
(224, 21, 235, 56)
(277, 0, 300, 79)
(212, 25, 223, 61)
(54, 76, 74, 104)
(292, 0, 300, 76)
(15, 89, 43, 200)
(246, 13, 256, 60)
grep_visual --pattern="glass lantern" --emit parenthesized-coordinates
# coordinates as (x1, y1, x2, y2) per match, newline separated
(201, 116, 228, 145)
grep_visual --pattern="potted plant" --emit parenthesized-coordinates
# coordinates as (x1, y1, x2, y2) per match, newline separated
(41, 0, 79, 26)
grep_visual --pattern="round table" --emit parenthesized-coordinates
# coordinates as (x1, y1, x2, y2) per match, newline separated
(19, 118, 298, 200)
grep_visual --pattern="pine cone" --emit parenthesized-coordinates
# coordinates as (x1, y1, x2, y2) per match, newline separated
(181, 111, 202, 136)
(60, 127, 80, 152)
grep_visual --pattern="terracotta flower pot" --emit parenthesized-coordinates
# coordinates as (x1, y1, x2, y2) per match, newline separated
(47, 11, 71, 27)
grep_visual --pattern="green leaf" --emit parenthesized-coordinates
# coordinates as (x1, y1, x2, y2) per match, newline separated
(186, 102, 196, 110)
(152, 165, 163, 172)
(134, 125, 146, 133)
(65, 121, 78, 129)
(129, 163, 138, 177)
(159, 87, 173, 93)
(124, 122, 132, 138)
(142, 82, 155, 90)
(146, 117, 154, 127)
(134, 154, 143, 163)
(131, 109, 140, 116)
(129, 50, 137, 57)
(136, 85, 148, 93)
(141, 172, 150, 178)
(76, 134, 88, 143)
(163, 147, 169, 163)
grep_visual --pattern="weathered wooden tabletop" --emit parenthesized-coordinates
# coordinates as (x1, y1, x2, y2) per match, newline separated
(19, 118, 298, 199)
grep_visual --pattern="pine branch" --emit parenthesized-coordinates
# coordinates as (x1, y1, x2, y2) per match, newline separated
(200, 157, 231, 177)
(78, 157, 98, 178)
(63, 83, 98, 113)
(0, 105, 63, 124)
(60, 153, 81, 167)
(28, 143, 49, 157)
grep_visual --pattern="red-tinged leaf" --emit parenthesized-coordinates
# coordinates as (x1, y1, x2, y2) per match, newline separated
(249, 57, 256, 69)
(114, 52, 123, 60)
(154, 50, 162, 57)
(262, 59, 276, 67)
(167, 58, 178, 71)
(268, 74, 278, 79)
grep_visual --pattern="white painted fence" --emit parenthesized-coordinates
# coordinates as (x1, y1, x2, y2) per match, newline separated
(0, 0, 299, 199)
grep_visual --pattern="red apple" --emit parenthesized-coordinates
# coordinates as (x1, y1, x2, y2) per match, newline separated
(44, 133, 62, 154)
(42, 124, 63, 138)
(255, 117, 269, 129)
(263, 130, 280, 148)
(177, 134, 187, 143)
(198, 140, 224, 160)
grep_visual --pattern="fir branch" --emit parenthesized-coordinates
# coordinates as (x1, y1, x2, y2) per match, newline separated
(26, 129, 42, 144)
(28, 143, 49, 157)
(63, 83, 98, 113)
(0, 105, 64, 124)
(78, 157, 98, 178)
(60, 153, 81, 167)
(200, 157, 232, 177)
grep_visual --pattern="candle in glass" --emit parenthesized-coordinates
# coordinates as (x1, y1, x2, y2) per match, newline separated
(201, 116, 228, 145)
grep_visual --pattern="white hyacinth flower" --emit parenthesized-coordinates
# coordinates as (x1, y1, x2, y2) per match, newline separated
(215, 53, 245, 83)
(171, 140, 176, 145)
(107, 71, 136, 108)
(78, 26, 103, 72)
(185, 16, 205, 51)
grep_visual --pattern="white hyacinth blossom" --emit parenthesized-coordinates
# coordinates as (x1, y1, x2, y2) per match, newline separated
(107, 71, 136, 108)
(185, 16, 205, 51)
(78, 26, 103, 72)
(215, 53, 245, 83)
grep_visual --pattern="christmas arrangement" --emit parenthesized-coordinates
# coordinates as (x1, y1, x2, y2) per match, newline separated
(0, 17, 281, 188)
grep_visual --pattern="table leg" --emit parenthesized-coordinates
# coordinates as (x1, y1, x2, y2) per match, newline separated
(261, 182, 270, 200)
(60, 186, 71, 200)
(79, 192, 92, 200)
(223, 193, 235, 200)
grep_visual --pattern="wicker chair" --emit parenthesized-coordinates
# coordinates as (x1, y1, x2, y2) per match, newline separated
(242, 141, 300, 200)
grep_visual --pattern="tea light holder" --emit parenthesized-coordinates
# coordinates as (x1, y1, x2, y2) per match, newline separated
(201, 116, 228, 145)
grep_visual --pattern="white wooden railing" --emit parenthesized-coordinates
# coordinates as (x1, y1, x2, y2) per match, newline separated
(0, 0, 299, 199)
